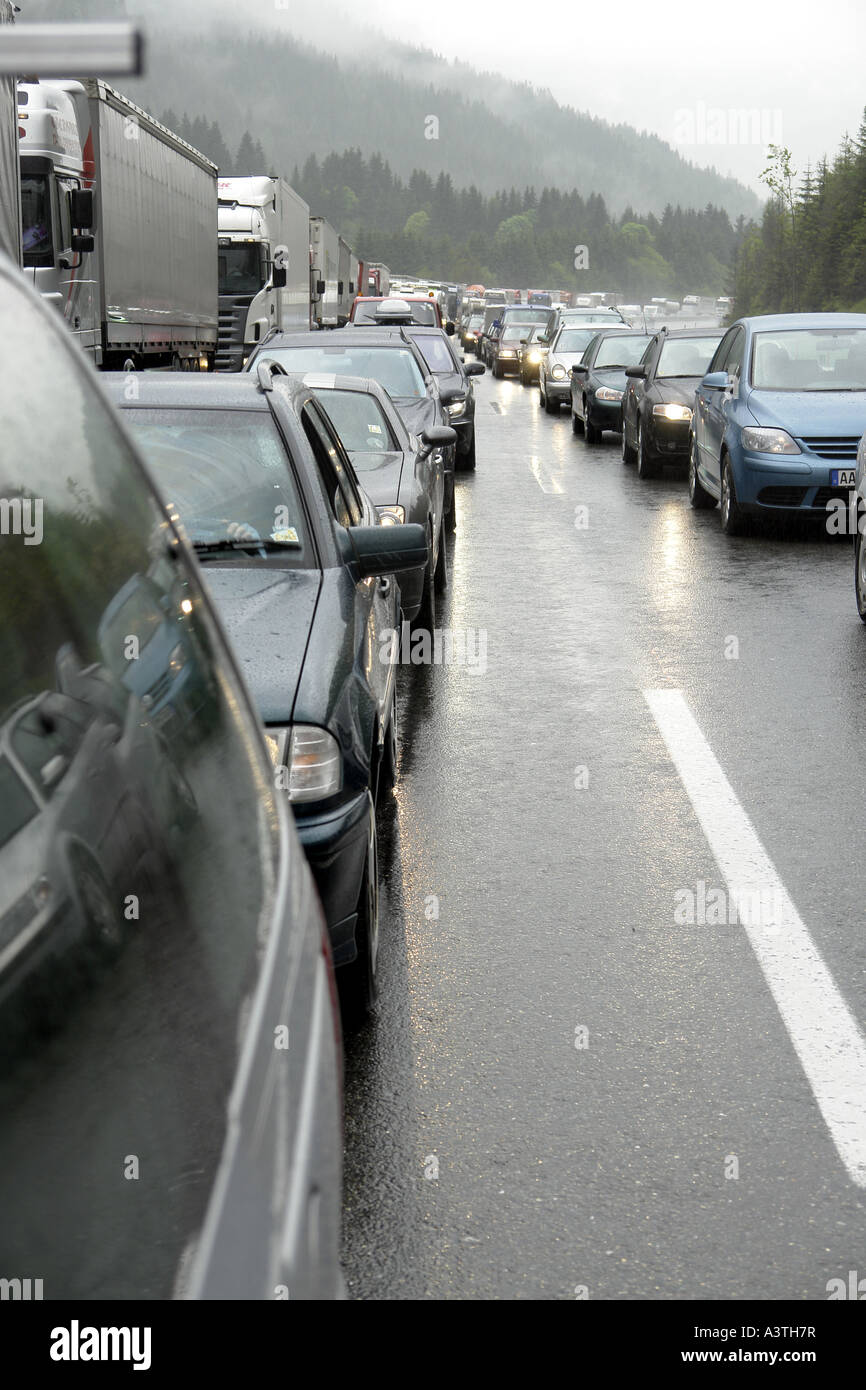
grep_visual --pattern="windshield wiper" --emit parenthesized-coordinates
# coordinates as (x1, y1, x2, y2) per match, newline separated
(191, 537, 298, 557)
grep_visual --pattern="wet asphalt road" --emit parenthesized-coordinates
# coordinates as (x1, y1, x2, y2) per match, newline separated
(341, 364, 866, 1300)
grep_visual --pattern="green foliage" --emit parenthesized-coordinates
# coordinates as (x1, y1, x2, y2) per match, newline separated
(735, 116, 866, 314)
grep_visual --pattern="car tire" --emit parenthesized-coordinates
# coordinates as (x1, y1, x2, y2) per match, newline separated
(434, 522, 448, 593)
(688, 434, 716, 509)
(720, 456, 748, 535)
(855, 518, 866, 623)
(379, 685, 398, 794)
(544, 386, 559, 414)
(460, 432, 476, 471)
(621, 417, 636, 464)
(339, 797, 379, 1031)
(493, 361, 503, 379)
(636, 418, 661, 479)
(416, 529, 436, 628)
(584, 399, 600, 443)
(571, 406, 584, 435)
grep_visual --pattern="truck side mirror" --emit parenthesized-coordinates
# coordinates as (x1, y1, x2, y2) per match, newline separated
(70, 234, 95, 255)
(70, 188, 94, 230)
(317, 279, 326, 296)
(272, 265, 287, 289)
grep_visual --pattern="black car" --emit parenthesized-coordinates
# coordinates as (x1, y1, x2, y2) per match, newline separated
(518, 325, 547, 384)
(106, 368, 427, 1026)
(460, 311, 484, 355)
(488, 322, 531, 378)
(621, 327, 723, 479)
(247, 327, 463, 529)
(0, 257, 344, 1298)
(300, 371, 453, 622)
(478, 305, 505, 366)
(404, 324, 484, 470)
(570, 329, 653, 443)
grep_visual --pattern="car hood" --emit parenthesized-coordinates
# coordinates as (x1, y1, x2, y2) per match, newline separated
(743, 388, 866, 437)
(202, 567, 321, 723)
(347, 449, 406, 507)
(591, 366, 630, 390)
(551, 351, 588, 369)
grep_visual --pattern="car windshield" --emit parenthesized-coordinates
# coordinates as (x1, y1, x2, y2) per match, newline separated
(501, 326, 526, 342)
(468, 316, 483, 329)
(594, 335, 651, 368)
(657, 337, 722, 377)
(505, 309, 549, 323)
(259, 345, 426, 397)
(410, 334, 457, 372)
(120, 408, 313, 563)
(751, 329, 866, 391)
(316, 389, 398, 457)
(21, 174, 53, 268)
(557, 328, 599, 353)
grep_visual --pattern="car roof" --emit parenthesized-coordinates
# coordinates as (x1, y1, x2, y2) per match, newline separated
(101, 372, 272, 409)
(735, 313, 866, 331)
(653, 327, 723, 339)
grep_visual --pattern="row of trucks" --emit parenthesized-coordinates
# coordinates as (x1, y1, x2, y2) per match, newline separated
(9, 75, 369, 370)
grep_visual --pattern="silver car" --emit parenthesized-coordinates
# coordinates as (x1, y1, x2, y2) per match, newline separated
(539, 322, 625, 414)
(0, 254, 343, 1301)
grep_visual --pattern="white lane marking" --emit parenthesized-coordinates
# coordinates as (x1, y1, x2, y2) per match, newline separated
(529, 455, 564, 494)
(645, 687, 866, 1186)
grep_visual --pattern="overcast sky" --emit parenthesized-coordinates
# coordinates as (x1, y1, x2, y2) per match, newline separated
(261, 0, 866, 194)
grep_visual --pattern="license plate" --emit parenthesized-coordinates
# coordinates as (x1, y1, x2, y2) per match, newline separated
(831, 469, 856, 487)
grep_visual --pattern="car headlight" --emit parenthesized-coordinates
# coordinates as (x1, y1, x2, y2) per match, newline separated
(168, 642, 187, 676)
(595, 387, 623, 401)
(653, 402, 692, 421)
(264, 725, 342, 803)
(499, 350, 516, 358)
(527, 350, 541, 364)
(376, 505, 406, 525)
(551, 364, 567, 380)
(741, 426, 801, 455)
(448, 399, 466, 417)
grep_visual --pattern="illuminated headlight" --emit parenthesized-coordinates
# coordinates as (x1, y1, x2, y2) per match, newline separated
(448, 399, 466, 417)
(551, 364, 567, 380)
(198, 355, 210, 372)
(168, 642, 187, 676)
(653, 402, 692, 421)
(527, 350, 541, 364)
(595, 386, 623, 401)
(499, 350, 516, 359)
(264, 725, 342, 803)
(741, 426, 801, 455)
(376, 505, 406, 525)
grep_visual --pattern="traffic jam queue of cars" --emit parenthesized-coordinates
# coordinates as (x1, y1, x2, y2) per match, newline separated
(471, 294, 866, 569)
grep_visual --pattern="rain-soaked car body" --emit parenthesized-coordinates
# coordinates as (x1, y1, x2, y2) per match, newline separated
(105, 368, 427, 1025)
(0, 254, 343, 1300)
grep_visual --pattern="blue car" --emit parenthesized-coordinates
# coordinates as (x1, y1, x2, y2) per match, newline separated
(689, 313, 866, 534)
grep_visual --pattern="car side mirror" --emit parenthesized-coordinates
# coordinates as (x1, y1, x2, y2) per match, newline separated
(701, 371, 729, 391)
(465, 361, 484, 376)
(338, 522, 428, 578)
(439, 387, 465, 406)
(625, 365, 646, 379)
(571, 364, 588, 375)
(70, 187, 94, 230)
(420, 424, 458, 456)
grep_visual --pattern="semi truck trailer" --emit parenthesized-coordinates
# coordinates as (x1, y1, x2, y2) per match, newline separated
(217, 174, 311, 370)
(309, 214, 340, 329)
(18, 78, 217, 369)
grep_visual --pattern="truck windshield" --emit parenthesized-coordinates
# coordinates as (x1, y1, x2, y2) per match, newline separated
(21, 174, 53, 268)
(219, 243, 264, 296)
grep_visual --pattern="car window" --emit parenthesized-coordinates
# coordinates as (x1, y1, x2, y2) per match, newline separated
(315, 388, 398, 454)
(723, 328, 746, 380)
(557, 328, 600, 354)
(121, 408, 313, 564)
(302, 402, 364, 526)
(0, 272, 281, 1299)
(260, 345, 426, 398)
(708, 327, 737, 374)
(594, 335, 651, 368)
(750, 328, 866, 391)
(410, 333, 458, 373)
(656, 337, 722, 377)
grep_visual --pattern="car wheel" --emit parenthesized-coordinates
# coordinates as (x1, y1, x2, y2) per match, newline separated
(460, 431, 476, 471)
(339, 796, 379, 1031)
(720, 457, 748, 535)
(416, 528, 436, 628)
(380, 685, 398, 794)
(855, 519, 866, 623)
(636, 418, 660, 479)
(493, 361, 503, 378)
(434, 521, 448, 593)
(688, 434, 716, 509)
(621, 416, 636, 463)
(72, 850, 125, 958)
(584, 399, 600, 443)
(571, 405, 584, 434)
(544, 385, 558, 414)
